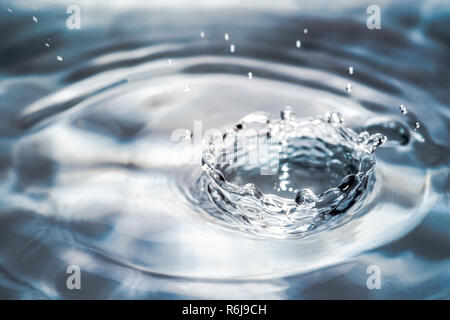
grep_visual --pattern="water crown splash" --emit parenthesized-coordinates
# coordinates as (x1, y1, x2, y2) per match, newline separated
(196, 107, 386, 238)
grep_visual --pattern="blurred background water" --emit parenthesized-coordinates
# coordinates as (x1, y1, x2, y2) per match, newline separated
(0, 0, 449, 299)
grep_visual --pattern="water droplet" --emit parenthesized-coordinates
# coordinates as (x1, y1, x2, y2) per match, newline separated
(224, 33, 229, 41)
(414, 121, 420, 130)
(244, 183, 263, 200)
(296, 40, 301, 48)
(304, 28, 308, 34)
(32, 16, 38, 23)
(364, 133, 386, 153)
(200, 31, 205, 38)
(167, 59, 172, 66)
(240, 112, 271, 130)
(44, 43, 50, 47)
(399, 104, 408, 114)
(295, 189, 318, 206)
(348, 66, 354, 75)
(281, 106, 295, 121)
(230, 44, 235, 53)
(345, 83, 352, 92)
(56, 56, 63, 61)
(183, 84, 190, 92)
(248, 72, 253, 80)
(7, 8, 12, 13)
(325, 111, 344, 124)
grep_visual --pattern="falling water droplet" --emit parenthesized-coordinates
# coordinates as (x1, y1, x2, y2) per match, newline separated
(200, 31, 205, 38)
(346, 83, 352, 92)
(184, 84, 190, 92)
(7, 8, 12, 13)
(399, 104, 408, 114)
(349, 66, 354, 75)
(56, 56, 63, 61)
(224, 33, 229, 41)
(32, 16, 38, 23)
(304, 28, 308, 34)
(44, 43, 50, 47)
(414, 121, 420, 130)
(248, 72, 253, 80)
(296, 40, 301, 48)
(230, 44, 235, 53)
(281, 106, 295, 121)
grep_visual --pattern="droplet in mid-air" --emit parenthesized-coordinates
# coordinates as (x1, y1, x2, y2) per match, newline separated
(296, 40, 301, 48)
(200, 31, 205, 38)
(399, 104, 408, 114)
(7, 8, 12, 13)
(349, 66, 354, 75)
(32, 16, 38, 23)
(56, 56, 63, 61)
(248, 72, 253, 80)
(224, 33, 229, 41)
(230, 44, 235, 53)
(414, 121, 420, 130)
(304, 28, 308, 34)
(44, 43, 50, 47)
(346, 83, 352, 92)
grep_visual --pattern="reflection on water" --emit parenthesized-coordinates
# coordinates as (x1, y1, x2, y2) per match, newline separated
(0, 0, 449, 299)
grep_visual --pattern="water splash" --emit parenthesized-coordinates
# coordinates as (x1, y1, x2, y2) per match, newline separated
(195, 108, 385, 238)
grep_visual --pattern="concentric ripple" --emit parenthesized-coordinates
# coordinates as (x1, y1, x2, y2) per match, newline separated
(0, 2, 448, 298)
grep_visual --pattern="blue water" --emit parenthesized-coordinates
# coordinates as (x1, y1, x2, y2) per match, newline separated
(0, 1, 448, 299)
